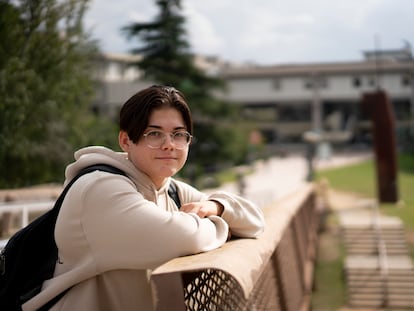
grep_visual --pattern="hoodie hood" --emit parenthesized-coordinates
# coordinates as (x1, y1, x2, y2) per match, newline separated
(65, 146, 165, 201)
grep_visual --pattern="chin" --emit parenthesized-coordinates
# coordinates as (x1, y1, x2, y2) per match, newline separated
(161, 168, 178, 178)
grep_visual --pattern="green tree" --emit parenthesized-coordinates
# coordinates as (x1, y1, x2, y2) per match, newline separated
(123, 0, 249, 179)
(0, 0, 116, 187)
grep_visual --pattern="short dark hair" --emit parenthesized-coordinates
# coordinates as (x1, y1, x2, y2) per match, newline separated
(119, 85, 193, 143)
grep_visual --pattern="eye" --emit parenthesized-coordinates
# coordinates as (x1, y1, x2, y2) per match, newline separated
(147, 130, 163, 137)
(174, 132, 187, 138)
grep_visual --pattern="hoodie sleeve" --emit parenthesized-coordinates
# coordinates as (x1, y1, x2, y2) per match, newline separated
(174, 180, 265, 238)
(56, 172, 229, 272)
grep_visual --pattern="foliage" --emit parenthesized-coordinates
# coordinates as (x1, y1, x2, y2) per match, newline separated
(122, 0, 249, 178)
(0, 0, 115, 187)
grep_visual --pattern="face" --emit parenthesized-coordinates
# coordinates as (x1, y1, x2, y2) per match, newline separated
(119, 107, 189, 189)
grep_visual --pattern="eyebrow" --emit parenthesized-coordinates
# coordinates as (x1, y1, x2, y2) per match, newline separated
(147, 125, 187, 131)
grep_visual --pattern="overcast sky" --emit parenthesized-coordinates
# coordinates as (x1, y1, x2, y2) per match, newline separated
(85, 0, 414, 65)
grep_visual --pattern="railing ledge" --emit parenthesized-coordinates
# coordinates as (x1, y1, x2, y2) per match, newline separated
(151, 183, 316, 299)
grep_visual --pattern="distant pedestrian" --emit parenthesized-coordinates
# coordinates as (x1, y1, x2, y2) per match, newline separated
(237, 172, 247, 196)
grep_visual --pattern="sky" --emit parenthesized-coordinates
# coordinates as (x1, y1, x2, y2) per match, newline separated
(84, 0, 414, 65)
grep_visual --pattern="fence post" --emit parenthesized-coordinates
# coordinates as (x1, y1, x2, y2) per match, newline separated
(151, 272, 186, 311)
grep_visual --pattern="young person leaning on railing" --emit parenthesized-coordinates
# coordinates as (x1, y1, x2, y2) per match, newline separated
(23, 85, 264, 311)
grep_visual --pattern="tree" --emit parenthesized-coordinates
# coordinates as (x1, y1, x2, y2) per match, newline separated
(0, 0, 115, 188)
(123, 0, 250, 180)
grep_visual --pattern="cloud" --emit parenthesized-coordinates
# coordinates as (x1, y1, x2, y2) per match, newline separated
(183, 2, 223, 54)
(240, 11, 315, 48)
(84, 0, 155, 52)
(85, 0, 414, 64)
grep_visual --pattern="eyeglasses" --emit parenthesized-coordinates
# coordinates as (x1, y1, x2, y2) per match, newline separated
(143, 130, 193, 150)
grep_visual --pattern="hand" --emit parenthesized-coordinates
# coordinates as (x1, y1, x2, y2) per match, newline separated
(180, 200, 224, 218)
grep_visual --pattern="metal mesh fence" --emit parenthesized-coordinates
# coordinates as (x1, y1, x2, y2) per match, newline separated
(246, 255, 281, 311)
(152, 186, 320, 311)
(182, 258, 283, 311)
(182, 269, 246, 310)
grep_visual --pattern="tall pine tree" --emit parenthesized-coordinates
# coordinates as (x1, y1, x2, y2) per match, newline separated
(123, 0, 250, 180)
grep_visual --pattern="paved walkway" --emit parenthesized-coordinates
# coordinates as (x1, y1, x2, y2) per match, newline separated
(210, 150, 373, 208)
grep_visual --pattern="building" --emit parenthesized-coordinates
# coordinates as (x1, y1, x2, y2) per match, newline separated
(91, 53, 231, 118)
(92, 47, 414, 145)
(219, 47, 414, 144)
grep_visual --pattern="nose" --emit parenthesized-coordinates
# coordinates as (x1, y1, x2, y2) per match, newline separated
(161, 133, 175, 149)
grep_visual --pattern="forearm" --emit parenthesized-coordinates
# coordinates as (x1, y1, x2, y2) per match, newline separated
(207, 191, 265, 238)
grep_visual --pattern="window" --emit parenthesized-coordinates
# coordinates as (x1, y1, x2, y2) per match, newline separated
(352, 77, 361, 88)
(278, 105, 310, 121)
(304, 75, 328, 89)
(368, 76, 376, 87)
(304, 78, 313, 89)
(318, 76, 328, 88)
(401, 74, 412, 87)
(272, 78, 281, 90)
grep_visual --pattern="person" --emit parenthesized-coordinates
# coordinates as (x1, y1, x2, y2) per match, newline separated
(23, 85, 265, 311)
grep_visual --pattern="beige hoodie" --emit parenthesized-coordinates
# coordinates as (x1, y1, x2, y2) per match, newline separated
(23, 146, 264, 311)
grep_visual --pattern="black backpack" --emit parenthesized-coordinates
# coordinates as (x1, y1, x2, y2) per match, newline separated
(0, 164, 181, 310)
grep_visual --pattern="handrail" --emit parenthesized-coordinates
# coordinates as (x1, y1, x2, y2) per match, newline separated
(151, 183, 321, 311)
(0, 200, 53, 229)
(370, 202, 389, 307)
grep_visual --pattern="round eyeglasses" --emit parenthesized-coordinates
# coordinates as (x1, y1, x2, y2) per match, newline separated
(143, 130, 193, 150)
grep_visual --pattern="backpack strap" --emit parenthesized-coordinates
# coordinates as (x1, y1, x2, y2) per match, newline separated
(39, 164, 181, 309)
(35, 165, 126, 310)
(55, 164, 127, 215)
(168, 180, 181, 209)
(85, 164, 181, 208)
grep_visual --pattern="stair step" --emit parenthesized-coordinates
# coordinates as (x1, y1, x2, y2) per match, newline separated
(347, 282, 414, 291)
(345, 245, 408, 250)
(343, 230, 405, 234)
(344, 240, 405, 244)
(346, 249, 409, 256)
(348, 298, 386, 308)
(345, 255, 414, 270)
(344, 234, 406, 238)
(343, 232, 405, 237)
(347, 273, 414, 281)
(349, 298, 414, 309)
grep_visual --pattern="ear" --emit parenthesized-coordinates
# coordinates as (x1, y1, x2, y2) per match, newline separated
(118, 131, 131, 152)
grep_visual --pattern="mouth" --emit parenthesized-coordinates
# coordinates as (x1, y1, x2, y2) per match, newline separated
(155, 156, 177, 160)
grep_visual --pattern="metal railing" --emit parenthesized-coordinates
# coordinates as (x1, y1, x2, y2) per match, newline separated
(0, 200, 54, 249)
(0, 200, 53, 228)
(151, 184, 322, 311)
(371, 202, 389, 307)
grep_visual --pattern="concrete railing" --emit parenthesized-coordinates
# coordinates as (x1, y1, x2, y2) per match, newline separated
(151, 183, 323, 311)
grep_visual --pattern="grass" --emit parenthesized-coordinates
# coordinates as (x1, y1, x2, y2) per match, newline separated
(312, 213, 347, 311)
(315, 153, 414, 230)
(311, 153, 414, 310)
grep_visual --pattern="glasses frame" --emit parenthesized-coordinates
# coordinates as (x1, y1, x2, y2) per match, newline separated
(143, 130, 193, 150)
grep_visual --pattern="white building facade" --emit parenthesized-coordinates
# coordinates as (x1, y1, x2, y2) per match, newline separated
(92, 48, 414, 145)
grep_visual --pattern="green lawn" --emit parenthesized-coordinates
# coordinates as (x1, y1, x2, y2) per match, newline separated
(315, 153, 414, 230)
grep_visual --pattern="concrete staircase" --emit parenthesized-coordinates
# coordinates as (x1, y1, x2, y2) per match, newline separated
(343, 225, 409, 256)
(338, 203, 414, 309)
